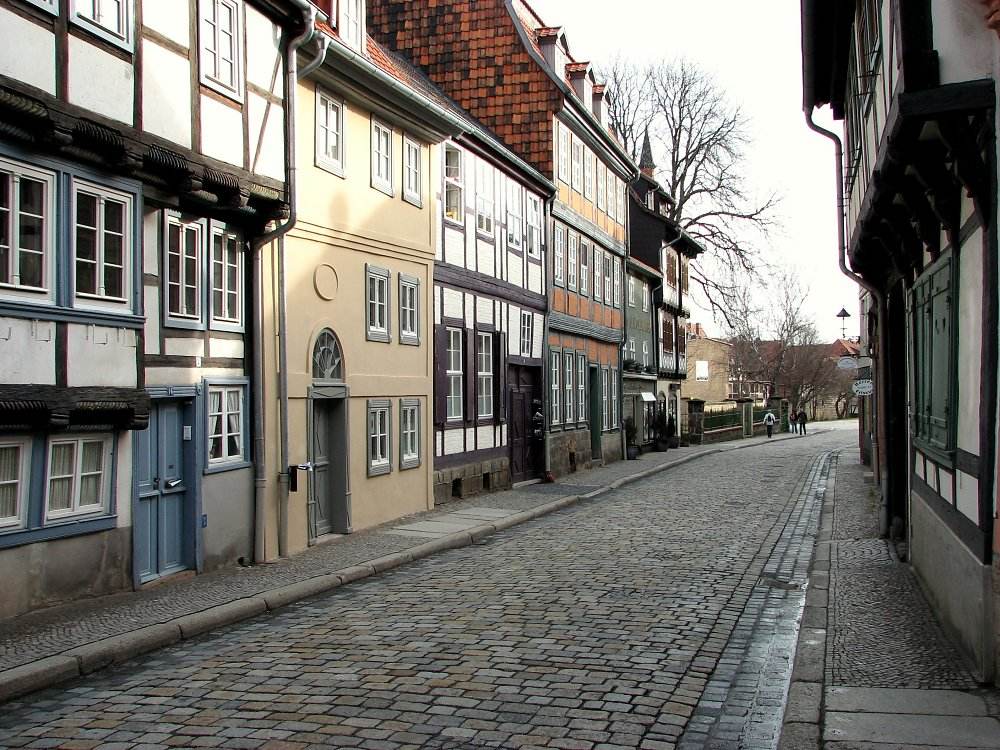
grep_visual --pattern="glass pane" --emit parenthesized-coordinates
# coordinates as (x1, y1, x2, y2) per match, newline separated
(75, 225, 97, 261)
(76, 193, 97, 229)
(210, 389, 222, 413)
(79, 475, 101, 507)
(209, 436, 222, 459)
(0, 446, 18, 482)
(227, 435, 240, 457)
(20, 177, 43, 216)
(81, 441, 103, 473)
(104, 199, 123, 232)
(19, 247, 42, 288)
(51, 442, 75, 476)
(48, 477, 73, 511)
(104, 261, 123, 299)
(0, 485, 16, 519)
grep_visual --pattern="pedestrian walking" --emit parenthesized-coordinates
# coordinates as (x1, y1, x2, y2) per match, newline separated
(763, 410, 776, 438)
(789, 409, 798, 434)
(797, 409, 808, 435)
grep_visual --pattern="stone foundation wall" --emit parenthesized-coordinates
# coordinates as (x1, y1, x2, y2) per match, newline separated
(433, 457, 511, 506)
(548, 428, 594, 477)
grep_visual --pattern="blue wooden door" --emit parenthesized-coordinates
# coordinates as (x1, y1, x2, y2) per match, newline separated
(135, 402, 189, 583)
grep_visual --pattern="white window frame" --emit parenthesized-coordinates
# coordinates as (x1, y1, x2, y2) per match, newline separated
(642, 283, 649, 312)
(553, 225, 565, 286)
(198, 0, 243, 100)
(628, 338, 635, 361)
(210, 224, 243, 330)
(604, 254, 613, 304)
(567, 233, 578, 291)
(71, 0, 133, 51)
(316, 90, 346, 177)
(506, 182, 523, 250)
(446, 328, 463, 421)
(476, 161, 494, 236)
(526, 195, 542, 258)
(577, 355, 586, 422)
(579, 241, 589, 296)
(339, 0, 364, 52)
(606, 171, 616, 220)
(403, 136, 422, 207)
(371, 120, 393, 196)
(44, 435, 112, 522)
(558, 123, 570, 183)
(613, 258, 622, 307)
(367, 400, 391, 477)
(0, 438, 31, 531)
(617, 179, 626, 225)
(398, 274, 419, 346)
(628, 277, 636, 306)
(444, 145, 464, 225)
(207, 385, 245, 465)
(164, 213, 204, 326)
(584, 150, 595, 200)
(365, 264, 391, 343)
(520, 311, 533, 357)
(477, 332, 494, 419)
(593, 248, 603, 302)
(571, 138, 583, 192)
(550, 351, 561, 425)
(696, 360, 710, 381)
(564, 352, 574, 424)
(602, 368, 610, 431)
(642, 341, 650, 368)
(399, 399, 420, 470)
(72, 179, 132, 310)
(611, 370, 619, 428)
(0, 157, 56, 303)
(597, 162, 607, 211)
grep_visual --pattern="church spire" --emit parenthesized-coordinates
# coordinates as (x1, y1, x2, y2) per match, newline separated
(639, 129, 655, 177)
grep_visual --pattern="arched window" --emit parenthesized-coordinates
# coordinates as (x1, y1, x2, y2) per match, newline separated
(312, 329, 344, 381)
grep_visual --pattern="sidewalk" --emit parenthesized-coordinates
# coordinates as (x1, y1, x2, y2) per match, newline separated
(0, 426, 829, 704)
(779, 452, 1000, 749)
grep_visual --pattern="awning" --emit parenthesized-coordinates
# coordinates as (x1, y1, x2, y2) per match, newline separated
(640, 392, 658, 402)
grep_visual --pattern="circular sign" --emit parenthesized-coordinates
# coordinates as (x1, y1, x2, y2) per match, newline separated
(852, 379, 874, 396)
(837, 356, 858, 370)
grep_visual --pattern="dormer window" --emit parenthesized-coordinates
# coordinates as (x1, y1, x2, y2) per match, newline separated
(340, 0, 363, 51)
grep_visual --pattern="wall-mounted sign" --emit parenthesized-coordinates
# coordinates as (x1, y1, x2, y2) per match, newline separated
(856, 356, 873, 368)
(852, 379, 874, 396)
(838, 356, 858, 370)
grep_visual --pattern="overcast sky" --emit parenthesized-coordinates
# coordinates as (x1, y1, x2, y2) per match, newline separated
(532, 0, 860, 342)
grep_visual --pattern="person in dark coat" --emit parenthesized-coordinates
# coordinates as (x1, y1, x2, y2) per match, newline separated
(789, 409, 798, 434)
(797, 409, 808, 435)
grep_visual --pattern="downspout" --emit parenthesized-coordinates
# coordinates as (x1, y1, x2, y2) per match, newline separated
(805, 108, 891, 535)
(542, 194, 555, 480)
(249, 3, 317, 564)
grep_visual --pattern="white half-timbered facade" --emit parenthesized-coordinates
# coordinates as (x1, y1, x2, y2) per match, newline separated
(0, 0, 304, 617)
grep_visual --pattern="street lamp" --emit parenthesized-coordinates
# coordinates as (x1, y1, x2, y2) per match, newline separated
(836, 307, 851, 339)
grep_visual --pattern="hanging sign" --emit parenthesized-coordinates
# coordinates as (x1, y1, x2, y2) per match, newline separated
(837, 356, 858, 370)
(852, 379, 874, 396)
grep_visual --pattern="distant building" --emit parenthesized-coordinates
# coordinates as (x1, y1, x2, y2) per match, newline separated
(684, 335, 732, 406)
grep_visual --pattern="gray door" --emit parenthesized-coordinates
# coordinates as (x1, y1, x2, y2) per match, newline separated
(310, 397, 351, 538)
(135, 402, 190, 583)
(589, 366, 603, 461)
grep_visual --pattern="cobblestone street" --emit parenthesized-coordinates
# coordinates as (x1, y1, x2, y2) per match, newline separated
(1, 429, 856, 749)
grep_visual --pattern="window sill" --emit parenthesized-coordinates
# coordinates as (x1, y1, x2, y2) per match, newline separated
(209, 319, 244, 335)
(366, 330, 391, 344)
(476, 230, 495, 243)
(0, 514, 117, 550)
(200, 77, 244, 105)
(371, 180, 394, 198)
(164, 315, 205, 331)
(70, 16, 135, 54)
(443, 216, 465, 230)
(400, 335, 420, 347)
(403, 193, 423, 209)
(368, 463, 391, 478)
(316, 159, 346, 179)
(205, 458, 251, 475)
(912, 439, 955, 470)
(400, 458, 420, 471)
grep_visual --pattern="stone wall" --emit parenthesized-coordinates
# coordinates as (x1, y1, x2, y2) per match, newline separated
(433, 457, 511, 506)
(548, 427, 594, 478)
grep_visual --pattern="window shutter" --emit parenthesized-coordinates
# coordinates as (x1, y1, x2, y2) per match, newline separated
(496, 332, 507, 423)
(433, 325, 447, 426)
(928, 262, 952, 450)
(464, 328, 476, 423)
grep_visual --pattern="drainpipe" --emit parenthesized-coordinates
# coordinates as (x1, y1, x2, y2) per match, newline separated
(805, 108, 891, 536)
(249, 3, 317, 564)
(542, 195, 555, 480)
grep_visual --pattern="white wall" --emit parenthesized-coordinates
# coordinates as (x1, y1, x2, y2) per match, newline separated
(0, 7, 56, 95)
(68, 37, 134, 125)
(0, 318, 55, 385)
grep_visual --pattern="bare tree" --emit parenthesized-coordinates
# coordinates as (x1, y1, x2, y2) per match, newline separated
(602, 57, 779, 325)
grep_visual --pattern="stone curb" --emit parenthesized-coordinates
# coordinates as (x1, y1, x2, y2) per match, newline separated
(0, 427, 830, 705)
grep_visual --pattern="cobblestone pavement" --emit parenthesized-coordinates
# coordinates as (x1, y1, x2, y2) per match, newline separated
(0, 429, 854, 749)
(826, 457, 979, 689)
(0, 429, 833, 676)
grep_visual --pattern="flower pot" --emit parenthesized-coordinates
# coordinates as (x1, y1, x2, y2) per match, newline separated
(627, 445, 640, 460)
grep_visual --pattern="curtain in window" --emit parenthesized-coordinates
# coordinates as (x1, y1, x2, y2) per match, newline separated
(0, 445, 19, 519)
(48, 443, 75, 511)
(209, 389, 223, 459)
(227, 389, 241, 457)
(79, 440, 104, 507)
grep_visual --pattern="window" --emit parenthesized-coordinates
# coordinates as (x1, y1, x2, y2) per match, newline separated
(403, 136, 421, 206)
(611, 372, 619, 428)
(367, 400, 391, 476)
(584, 150, 595, 200)
(550, 351, 561, 425)
(602, 369, 610, 430)
(0, 158, 54, 297)
(211, 225, 242, 328)
(567, 234, 578, 291)
(165, 215, 203, 323)
(526, 195, 542, 258)
(72, 0, 132, 49)
(365, 265, 390, 343)
(446, 328, 463, 421)
(558, 123, 570, 183)
(571, 138, 583, 192)
(628, 277, 636, 307)
(312, 329, 344, 380)
(444, 146, 464, 224)
(553, 225, 565, 286)
(577, 355, 586, 422)
(207, 385, 244, 464)
(593, 248, 602, 302)
(398, 274, 419, 345)
(399, 400, 420, 470)
(73, 180, 131, 306)
(912, 256, 955, 454)
(45, 436, 111, 521)
(597, 162, 606, 211)
(642, 283, 649, 312)
(617, 179, 626, 224)
(371, 120, 393, 195)
(316, 91, 345, 175)
(520, 311, 532, 357)
(476, 162, 494, 236)
(613, 259, 621, 307)
(477, 332, 493, 419)
(564, 352, 574, 424)
(604, 254, 613, 304)
(642, 341, 649, 368)
(0, 439, 30, 530)
(580, 242, 589, 295)
(507, 182, 523, 250)
(695, 360, 709, 381)
(199, 0, 242, 98)
(626, 338, 635, 362)
(339, 0, 363, 51)
(606, 171, 616, 220)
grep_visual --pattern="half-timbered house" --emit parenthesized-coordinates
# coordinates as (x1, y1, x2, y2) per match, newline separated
(0, 0, 304, 617)
(803, 0, 999, 682)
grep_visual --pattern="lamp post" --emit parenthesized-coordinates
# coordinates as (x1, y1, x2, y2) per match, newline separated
(836, 307, 851, 339)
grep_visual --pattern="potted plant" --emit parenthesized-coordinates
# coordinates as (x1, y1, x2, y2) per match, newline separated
(643, 364, 656, 375)
(622, 358, 639, 373)
(624, 417, 640, 460)
(653, 410, 670, 451)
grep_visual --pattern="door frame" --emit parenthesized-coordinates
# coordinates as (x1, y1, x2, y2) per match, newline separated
(131, 388, 202, 589)
(307, 383, 352, 543)
(589, 365, 603, 461)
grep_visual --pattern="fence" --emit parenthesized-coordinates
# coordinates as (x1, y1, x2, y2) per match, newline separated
(702, 404, 742, 431)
